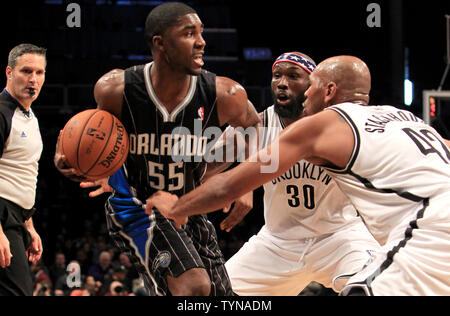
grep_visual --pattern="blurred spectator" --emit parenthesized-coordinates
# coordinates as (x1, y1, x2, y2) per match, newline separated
(31, 260, 52, 290)
(48, 252, 66, 286)
(33, 281, 52, 296)
(88, 251, 113, 293)
(132, 279, 148, 296)
(105, 280, 131, 296)
(31, 259, 53, 296)
(118, 253, 139, 292)
(75, 247, 90, 275)
(91, 236, 108, 265)
(110, 265, 129, 291)
(54, 273, 71, 296)
(70, 275, 102, 296)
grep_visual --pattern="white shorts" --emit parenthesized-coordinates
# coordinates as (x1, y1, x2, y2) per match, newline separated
(342, 194, 450, 296)
(225, 220, 381, 296)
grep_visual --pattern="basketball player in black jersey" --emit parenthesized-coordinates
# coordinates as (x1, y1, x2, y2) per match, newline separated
(55, 3, 260, 296)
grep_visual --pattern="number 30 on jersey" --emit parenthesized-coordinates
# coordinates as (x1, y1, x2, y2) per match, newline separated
(286, 184, 315, 209)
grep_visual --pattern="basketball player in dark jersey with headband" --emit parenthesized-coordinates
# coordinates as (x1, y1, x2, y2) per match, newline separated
(55, 3, 260, 296)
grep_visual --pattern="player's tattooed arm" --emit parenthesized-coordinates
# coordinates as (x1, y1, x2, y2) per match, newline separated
(205, 77, 261, 177)
(215, 76, 260, 129)
(149, 110, 354, 226)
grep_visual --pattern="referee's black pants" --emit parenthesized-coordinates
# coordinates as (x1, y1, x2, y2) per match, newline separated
(0, 197, 33, 296)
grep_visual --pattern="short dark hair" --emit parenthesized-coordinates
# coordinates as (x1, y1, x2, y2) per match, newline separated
(145, 2, 197, 52)
(8, 43, 47, 69)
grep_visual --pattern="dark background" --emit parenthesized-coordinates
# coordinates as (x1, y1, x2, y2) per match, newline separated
(1, 0, 449, 284)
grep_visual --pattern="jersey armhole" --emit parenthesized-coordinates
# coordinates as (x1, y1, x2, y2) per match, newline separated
(324, 107, 360, 174)
(260, 109, 269, 150)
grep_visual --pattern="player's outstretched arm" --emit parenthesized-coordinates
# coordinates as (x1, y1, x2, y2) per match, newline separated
(147, 110, 352, 227)
(147, 131, 301, 227)
(216, 76, 260, 129)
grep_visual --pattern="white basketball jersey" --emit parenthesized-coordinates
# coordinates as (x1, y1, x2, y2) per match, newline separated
(260, 106, 360, 239)
(326, 103, 450, 245)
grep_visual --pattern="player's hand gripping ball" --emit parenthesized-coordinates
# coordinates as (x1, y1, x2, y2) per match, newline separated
(60, 109, 129, 180)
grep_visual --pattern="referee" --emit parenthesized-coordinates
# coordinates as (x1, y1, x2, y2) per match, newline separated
(0, 44, 45, 296)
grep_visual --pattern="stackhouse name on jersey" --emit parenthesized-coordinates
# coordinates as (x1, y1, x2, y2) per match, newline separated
(364, 108, 423, 133)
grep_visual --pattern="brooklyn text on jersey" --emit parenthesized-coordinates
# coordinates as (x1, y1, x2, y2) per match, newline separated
(271, 161, 333, 185)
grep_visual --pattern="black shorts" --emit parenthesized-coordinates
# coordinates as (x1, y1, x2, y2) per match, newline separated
(105, 200, 233, 296)
(0, 197, 33, 296)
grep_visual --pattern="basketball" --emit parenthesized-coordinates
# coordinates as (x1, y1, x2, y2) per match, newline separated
(60, 109, 129, 180)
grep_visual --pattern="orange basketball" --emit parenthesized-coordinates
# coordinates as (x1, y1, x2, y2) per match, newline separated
(61, 109, 129, 180)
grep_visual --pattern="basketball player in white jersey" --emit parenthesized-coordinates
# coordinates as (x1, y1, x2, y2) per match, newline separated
(217, 52, 380, 295)
(55, 3, 261, 296)
(148, 56, 450, 296)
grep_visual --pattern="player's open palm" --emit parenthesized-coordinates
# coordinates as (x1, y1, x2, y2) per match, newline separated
(146, 192, 186, 228)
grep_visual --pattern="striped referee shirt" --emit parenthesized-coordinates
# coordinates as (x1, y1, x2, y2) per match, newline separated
(0, 90, 43, 210)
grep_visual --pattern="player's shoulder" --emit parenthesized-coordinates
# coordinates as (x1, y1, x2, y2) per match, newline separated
(94, 69, 125, 118)
(327, 102, 362, 111)
(215, 76, 246, 98)
(289, 109, 344, 139)
(326, 102, 373, 124)
(97, 69, 125, 85)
